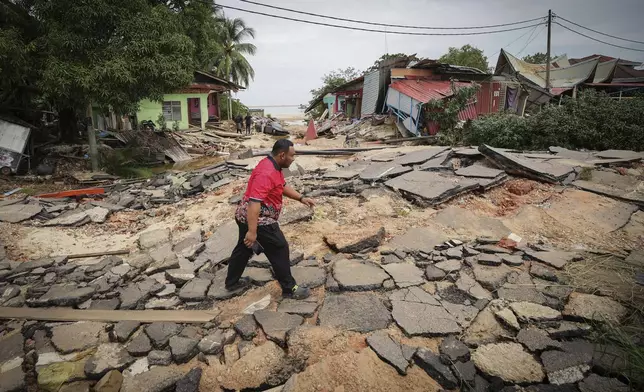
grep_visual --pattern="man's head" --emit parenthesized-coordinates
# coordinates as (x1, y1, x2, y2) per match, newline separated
(271, 139, 295, 168)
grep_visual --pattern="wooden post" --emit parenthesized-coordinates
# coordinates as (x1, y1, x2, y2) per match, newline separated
(86, 104, 99, 172)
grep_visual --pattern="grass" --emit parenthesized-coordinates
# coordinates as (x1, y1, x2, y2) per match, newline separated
(593, 317, 644, 389)
(579, 167, 593, 181)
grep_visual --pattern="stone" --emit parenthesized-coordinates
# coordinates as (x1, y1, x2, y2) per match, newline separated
(127, 253, 154, 270)
(413, 348, 458, 389)
(145, 244, 179, 275)
(332, 259, 389, 291)
(9, 257, 54, 275)
(441, 301, 480, 328)
(318, 294, 391, 333)
(110, 264, 131, 276)
(472, 263, 513, 290)
(33, 284, 96, 307)
(37, 360, 87, 392)
(111, 321, 140, 343)
(126, 333, 152, 356)
(530, 248, 580, 268)
(145, 322, 182, 349)
(169, 336, 198, 364)
(387, 227, 449, 254)
(391, 299, 460, 336)
(147, 350, 172, 366)
(434, 259, 462, 273)
(517, 328, 562, 352)
(155, 284, 176, 297)
(455, 273, 493, 301)
(120, 366, 184, 392)
(563, 292, 627, 323)
(546, 321, 592, 339)
(197, 331, 225, 355)
(382, 263, 425, 287)
(254, 310, 304, 345)
(510, 302, 562, 322)
(224, 344, 239, 366)
(58, 381, 92, 392)
(86, 207, 110, 223)
(94, 370, 123, 392)
(541, 350, 590, 385)
(175, 368, 202, 392)
(122, 357, 148, 378)
(578, 373, 629, 392)
(381, 254, 402, 265)
(502, 254, 524, 267)
(1, 285, 20, 303)
(389, 286, 440, 305)
(89, 298, 120, 310)
(440, 336, 470, 362)
(472, 343, 545, 383)
(118, 283, 151, 310)
(325, 274, 340, 292)
(144, 296, 180, 310)
(84, 343, 135, 379)
(495, 307, 520, 330)
(164, 269, 195, 286)
(324, 226, 385, 253)
(366, 331, 414, 375)
(138, 228, 170, 249)
(424, 265, 446, 281)
(278, 298, 318, 316)
(178, 278, 211, 301)
(530, 262, 559, 282)
(290, 266, 326, 288)
(51, 322, 106, 354)
(234, 315, 258, 340)
(0, 331, 24, 392)
(452, 360, 476, 384)
(478, 253, 502, 266)
(462, 302, 515, 346)
(219, 341, 290, 391)
(200, 221, 238, 266)
(208, 266, 248, 300)
(445, 247, 463, 259)
(242, 267, 274, 284)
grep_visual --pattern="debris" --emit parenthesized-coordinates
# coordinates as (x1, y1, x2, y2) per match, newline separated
(510, 302, 562, 323)
(318, 294, 390, 332)
(562, 292, 627, 323)
(540, 350, 590, 385)
(385, 171, 480, 206)
(472, 342, 545, 383)
(254, 310, 304, 346)
(366, 331, 415, 375)
(479, 145, 575, 183)
(413, 348, 458, 389)
(332, 259, 389, 291)
(324, 226, 385, 253)
(382, 263, 425, 288)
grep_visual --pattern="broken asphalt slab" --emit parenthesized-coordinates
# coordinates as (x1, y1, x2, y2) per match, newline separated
(318, 293, 391, 332)
(366, 331, 415, 375)
(392, 147, 450, 166)
(359, 162, 412, 182)
(0, 203, 42, 223)
(479, 144, 575, 183)
(386, 226, 449, 254)
(332, 259, 389, 291)
(385, 170, 480, 206)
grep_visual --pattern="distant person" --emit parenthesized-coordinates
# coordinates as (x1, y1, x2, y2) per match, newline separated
(225, 139, 315, 300)
(235, 114, 243, 134)
(245, 113, 252, 135)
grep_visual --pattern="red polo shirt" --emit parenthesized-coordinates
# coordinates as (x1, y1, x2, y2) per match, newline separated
(235, 156, 285, 226)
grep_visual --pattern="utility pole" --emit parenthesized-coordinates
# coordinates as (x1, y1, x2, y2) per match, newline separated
(545, 9, 552, 92)
(86, 103, 99, 172)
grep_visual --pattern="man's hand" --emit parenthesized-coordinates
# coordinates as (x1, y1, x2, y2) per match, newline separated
(244, 230, 257, 248)
(300, 197, 315, 208)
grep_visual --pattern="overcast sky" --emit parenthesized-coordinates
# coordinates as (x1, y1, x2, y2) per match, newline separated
(221, 0, 644, 114)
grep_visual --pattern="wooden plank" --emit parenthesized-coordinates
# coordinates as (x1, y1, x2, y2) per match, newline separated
(0, 307, 220, 324)
(64, 249, 130, 260)
(37, 187, 105, 198)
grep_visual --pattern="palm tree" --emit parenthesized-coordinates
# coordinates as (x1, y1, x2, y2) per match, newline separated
(214, 17, 256, 87)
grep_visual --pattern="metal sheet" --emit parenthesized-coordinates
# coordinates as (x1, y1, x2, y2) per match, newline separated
(0, 119, 30, 153)
(361, 69, 380, 117)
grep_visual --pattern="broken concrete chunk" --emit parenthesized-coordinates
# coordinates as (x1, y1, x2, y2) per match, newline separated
(516, 328, 562, 352)
(318, 294, 390, 333)
(366, 331, 414, 375)
(439, 336, 470, 362)
(145, 322, 182, 349)
(414, 348, 458, 389)
(253, 310, 303, 346)
(540, 350, 590, 385)
(563, 292, 627, 323)
(385, 171, 480, 206)
(169, 336, 199, 364)
(138, 228, 171, 250)
(84, 343, 135, 379)
(524, 249, 578, 269)
(472, 342, 545, 383)
(382, 263, 425, 288)
(510, 302, 562, 323)
(494, 307, 520, 330)
(387, 227, 449, 254)
(391, 299, 460, 336)
(0, 203, 42, 223)
(324, 227, 385, 253)
(479, 144, 575, 183)
(578, 373, 629, 392)
(332, 259, 389, 291)
(111, 321, 141, 343)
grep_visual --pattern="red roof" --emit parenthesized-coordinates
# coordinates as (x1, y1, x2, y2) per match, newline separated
(389, 79, 471, 103)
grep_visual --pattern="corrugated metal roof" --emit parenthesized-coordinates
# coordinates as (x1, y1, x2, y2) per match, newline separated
(593, 59, 618, 83)
(361, 69, 380, 116)
(389, 79, 470, 103)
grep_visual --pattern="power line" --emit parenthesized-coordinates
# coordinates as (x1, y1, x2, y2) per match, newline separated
(489, 24, 541, 60)
(239, 0, 546, 30)
(217, 4, 545, 36)
(554, 22, 644, 53)
(517, 25, 547, 57)
(554, 14, 644, 45)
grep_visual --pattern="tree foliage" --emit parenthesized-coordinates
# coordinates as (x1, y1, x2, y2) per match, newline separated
(464, 90, 644, 151)
(307, 67, 361, 118)
(522, 52, 559, 64)
(0, 0, 256, 141)
(424, 83, 479, 144)
(439, 45, 488, 72)
(365, 53, 418, 73)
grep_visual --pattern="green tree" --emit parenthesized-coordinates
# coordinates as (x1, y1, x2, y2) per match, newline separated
(425, 82, 479, 144)
(365, 53, 419, 73)
(522, 52, 559, 64)
(439, 45, 488, 72)
(308, 67, 361, 117)
(213, 17, 256, 87)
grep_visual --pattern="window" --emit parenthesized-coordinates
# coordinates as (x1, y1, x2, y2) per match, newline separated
(162, 101, 182, 121)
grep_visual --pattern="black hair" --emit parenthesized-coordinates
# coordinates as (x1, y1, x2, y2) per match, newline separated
(271, 139, 293, 156)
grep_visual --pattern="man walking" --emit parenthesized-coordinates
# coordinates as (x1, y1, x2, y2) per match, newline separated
(225, 139, 315, 299)
(244, 112, 252, 135)
(234, 114, 243, 134)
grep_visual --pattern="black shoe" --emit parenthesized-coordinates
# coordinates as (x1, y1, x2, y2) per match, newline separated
(226, 277, 251, 291)
(283, 285, 311, 300)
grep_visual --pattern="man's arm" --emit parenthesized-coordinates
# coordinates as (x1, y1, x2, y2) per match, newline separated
(284, 185, 315, 208)
(243, 202, 261, 248)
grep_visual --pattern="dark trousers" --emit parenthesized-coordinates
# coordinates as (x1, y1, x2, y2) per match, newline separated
(226, 220, 296, 292)
(245, 124, 251, 134)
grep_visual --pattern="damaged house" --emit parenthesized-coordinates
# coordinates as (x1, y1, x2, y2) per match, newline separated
(135, 71, 242, 131)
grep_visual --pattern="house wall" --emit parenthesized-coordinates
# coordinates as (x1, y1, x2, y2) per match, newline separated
(137, 92, 210, 130)
(207, 93, 219, 119)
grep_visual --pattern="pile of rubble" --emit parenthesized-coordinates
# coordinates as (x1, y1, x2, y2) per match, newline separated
(0, 162, 241, 226)
(315, 113, 396, 141)
(0, 219, 636, 391)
